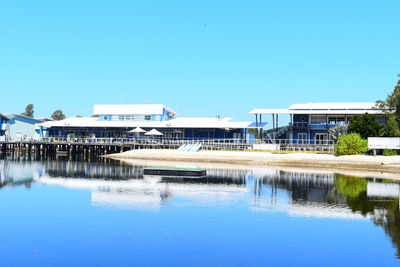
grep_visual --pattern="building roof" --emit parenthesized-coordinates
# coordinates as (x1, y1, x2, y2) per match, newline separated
(288, 102, 376, 110)
(38, 116, 257, 129)
(35, 118, 53, 122)
(250, 102, 384, 115)
(0, 114, 10, 121)
(250, 109, 293, 115)
(93, 104, 176, 116)
(3, 113, 43, 123)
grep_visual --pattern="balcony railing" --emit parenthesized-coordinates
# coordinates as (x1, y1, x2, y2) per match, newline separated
(264, 138, 334, 145)
(0, 136, 334, 146)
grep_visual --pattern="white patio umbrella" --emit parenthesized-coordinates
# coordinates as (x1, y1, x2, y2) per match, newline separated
(128, 127, 147, 133)
(144, 128, 163, 136)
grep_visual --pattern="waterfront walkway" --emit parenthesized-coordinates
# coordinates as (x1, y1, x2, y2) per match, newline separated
(0, 137, 334, 154)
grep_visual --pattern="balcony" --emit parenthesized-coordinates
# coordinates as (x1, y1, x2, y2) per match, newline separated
(290, 122, 347, 130)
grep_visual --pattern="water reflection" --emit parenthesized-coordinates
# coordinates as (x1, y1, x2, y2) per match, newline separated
(0, 156, 400, 258)
(0, 160, 41, 189)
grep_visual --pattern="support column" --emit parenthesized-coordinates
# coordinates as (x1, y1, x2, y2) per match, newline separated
(256, 114, 259, 139)
(259, 114, 263, 141)
(290, 114, 294, 143)
(272, 114, 275, 140)
(255, 114, 258, 127)
(326, 114, 329, 145)
(276, 114, 279, 129)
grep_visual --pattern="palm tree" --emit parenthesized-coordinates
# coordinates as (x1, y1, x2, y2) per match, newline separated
(329, 125, 348, 143)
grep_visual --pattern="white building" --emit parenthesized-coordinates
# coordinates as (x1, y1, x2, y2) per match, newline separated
(38, 104, 262, 140)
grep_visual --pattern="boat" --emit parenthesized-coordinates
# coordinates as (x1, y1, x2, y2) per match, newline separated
(143, 166, 206, 177)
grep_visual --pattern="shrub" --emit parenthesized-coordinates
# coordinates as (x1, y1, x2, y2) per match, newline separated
(347, 113, 382, 139)
(335, 133, 368, 156)
(383, 149, 397, 156)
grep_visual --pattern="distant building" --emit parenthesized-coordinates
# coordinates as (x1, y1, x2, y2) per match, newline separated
(38, 104, 264, 140)
(250, 102, 385, 143)
(2, 114, 42, 140)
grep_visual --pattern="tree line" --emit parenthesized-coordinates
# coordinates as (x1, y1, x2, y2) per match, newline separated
(333, 76, 400, 155)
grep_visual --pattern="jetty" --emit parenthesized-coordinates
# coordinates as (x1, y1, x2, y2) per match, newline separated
(0, 136, 334, 156)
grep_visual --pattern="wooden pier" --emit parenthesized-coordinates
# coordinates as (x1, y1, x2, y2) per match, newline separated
(0, 139, 125, 157)
(0, 137, 334, 156)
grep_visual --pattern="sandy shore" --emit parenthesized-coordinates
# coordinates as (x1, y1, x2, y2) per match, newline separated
(104, 149, 400, 173)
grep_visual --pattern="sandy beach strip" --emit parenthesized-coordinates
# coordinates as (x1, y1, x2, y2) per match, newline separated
(103, 149, 400, 173)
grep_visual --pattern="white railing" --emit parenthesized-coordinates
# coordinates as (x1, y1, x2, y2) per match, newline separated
(0, 136, 334, 146)
(265, 139, 334, 145)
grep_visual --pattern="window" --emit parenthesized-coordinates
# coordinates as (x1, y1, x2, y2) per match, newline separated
(134, 115, 144, 121)
(310, 115, 327, 124)
(298, 133, 308, 144)
(328, 116, 346, 125)
(377, 116, 386, 125)
(298, 133, 307, 139)
(145, 115, 151, 121)
(119, 115, 124, 120)
(315, 133, 328, 144)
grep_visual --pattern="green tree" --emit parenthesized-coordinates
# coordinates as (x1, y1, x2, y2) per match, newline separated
(347, 113, 381, 139)
(376, 77, 400, 137)
(376, 77, 400, 120)
(21, 104, 34, 118)
(329, 125, 348, 143)
(335, 133, 368, 156)
(51, 110, 65, 121)
(382, 115, 400, 137)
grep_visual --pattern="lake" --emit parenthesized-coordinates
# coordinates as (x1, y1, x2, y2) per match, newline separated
(0, 154, 399, 266)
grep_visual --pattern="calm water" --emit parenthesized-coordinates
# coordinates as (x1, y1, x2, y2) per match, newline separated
(0, 155, 400, 266)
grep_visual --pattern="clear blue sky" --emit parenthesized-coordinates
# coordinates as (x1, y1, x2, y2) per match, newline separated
(0, 0, 399, 121)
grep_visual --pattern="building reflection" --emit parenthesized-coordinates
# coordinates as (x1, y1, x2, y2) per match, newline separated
(0, 157, 399, 256)
(0, 160, 40, 189)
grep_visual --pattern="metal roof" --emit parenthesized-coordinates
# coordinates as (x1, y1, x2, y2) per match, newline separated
(3, 113, 43, 123)
(250, 102, 384, 115)
(38, 116, 258, 129)
(0, 113, 11, 121)
(250, 109, 292, 114)
(288, 102, 376, 110)
(93, 104, 176, 116)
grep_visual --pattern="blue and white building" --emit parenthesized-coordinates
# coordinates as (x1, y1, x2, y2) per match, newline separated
(39, 104, 263, 140)
(2, 114, 43, 140)
(250, 102, 385, 143)
(0, 114, 11, 137)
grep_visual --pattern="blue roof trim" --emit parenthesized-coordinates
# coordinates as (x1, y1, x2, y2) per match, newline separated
(248, 122, 268, 127)
(0, 114, 11, 121)
(4, 113, 42, 124)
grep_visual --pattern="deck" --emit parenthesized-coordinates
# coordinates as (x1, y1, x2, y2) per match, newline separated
(0, 137, 334, 155)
